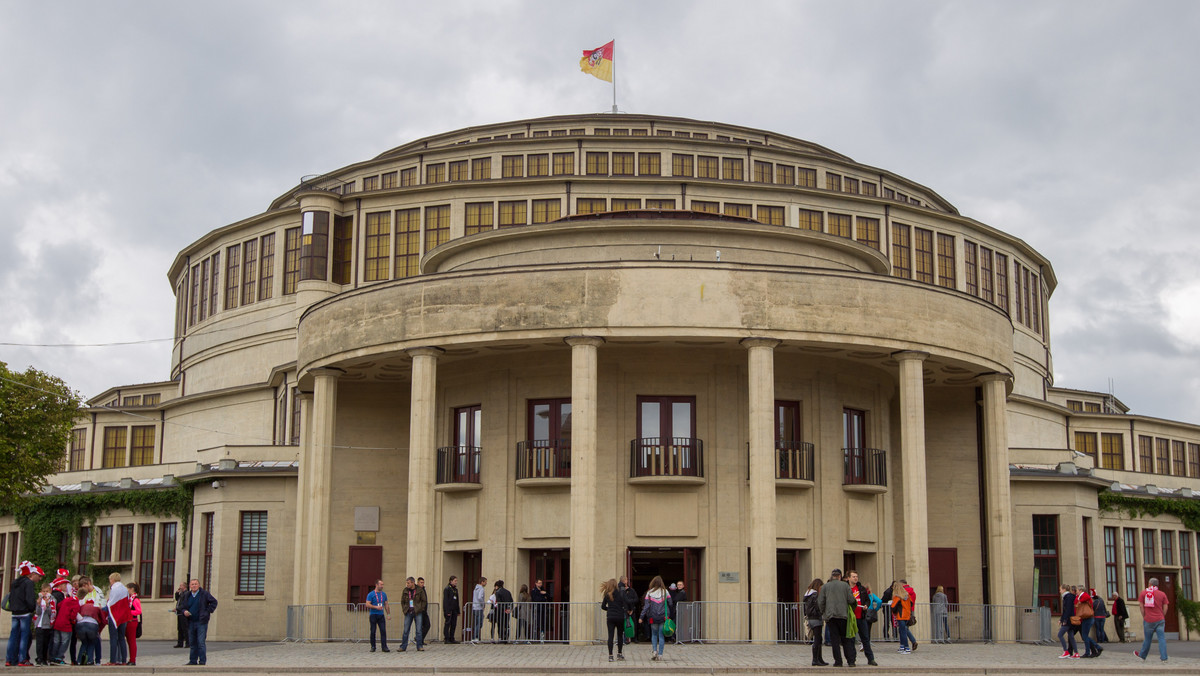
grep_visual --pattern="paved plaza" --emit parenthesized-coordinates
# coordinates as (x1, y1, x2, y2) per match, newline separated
(79, 638, 1200, 674)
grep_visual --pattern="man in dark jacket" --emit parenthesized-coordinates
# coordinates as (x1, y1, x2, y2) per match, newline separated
(399, 577, 427, 651)
(442, 576, 460, 643)
(173, 581, 190, 648)
(1110, 592, 1129, 642)
(817, 569, 856, 668)
(494, 580, 514, 643)
(618, 578, 637, 644)
(181, 578, 218, 666)
(6, 562, 42, 667)
(529, 579, 549, 641)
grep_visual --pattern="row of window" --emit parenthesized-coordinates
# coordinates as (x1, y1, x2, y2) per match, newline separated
(75, 522, 177, 598)
(1139, 435, 1200, 478)
(65, 425, 157, 471)
(101, 393, 161, 408)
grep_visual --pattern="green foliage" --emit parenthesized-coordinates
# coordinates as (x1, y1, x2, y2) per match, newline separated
(0, 361, 83, 510)
(7, 485, 194, 573)
(1097, 491, 1200, 532)
(1178, 589, 1200, 640)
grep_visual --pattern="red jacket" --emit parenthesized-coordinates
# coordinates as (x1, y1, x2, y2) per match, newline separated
(53, 597, 79, 632)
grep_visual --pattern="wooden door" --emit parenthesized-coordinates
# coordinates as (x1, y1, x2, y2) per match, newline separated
(929, 547, 959, 603)
(347, 546, 383, 605)
(1144, 571, 1179, 633)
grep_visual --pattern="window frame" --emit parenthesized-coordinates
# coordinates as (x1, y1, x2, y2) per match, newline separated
(237, 511, 268, 596)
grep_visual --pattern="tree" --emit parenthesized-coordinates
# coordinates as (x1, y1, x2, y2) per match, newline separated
(0, 361, 82, 509)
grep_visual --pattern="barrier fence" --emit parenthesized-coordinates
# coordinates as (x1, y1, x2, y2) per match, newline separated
(286, 600, 1053, 645)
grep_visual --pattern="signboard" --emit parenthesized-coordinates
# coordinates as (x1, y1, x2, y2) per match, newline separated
(719, 571, 739, 583)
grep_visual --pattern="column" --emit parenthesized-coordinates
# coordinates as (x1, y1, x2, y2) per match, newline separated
(742, 337, 779, 642)
(566, 336, 603, 644)
(292, 391, 313, 606)
(980, 374, 1016, 610)
(895, 351, 930, 633)
(305, 369, 340, 606)
(405, 347, 442, 579)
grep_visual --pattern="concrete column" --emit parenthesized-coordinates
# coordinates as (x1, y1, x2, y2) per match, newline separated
(895, 351, 930, 632)
(980, 374, 1016, 611)
(742, 337, 779, 642)
(566, 336, 603, 644)
(306, 369, 340, 606)
(292, 391, 313, 606)
(406, 347, 442, 580)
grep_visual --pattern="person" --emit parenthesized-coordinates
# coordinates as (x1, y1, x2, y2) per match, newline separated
(6, 561, 42, 667)
(931, 584, 950, 643)
(33, 582, 56, 666)
(619, 577, 637, 645)
(469, 577, 487, 644)
(1075, 586, 1101, 658)
(365, 579, 390, 652)
(890, 580, 917, 654)
(399, 577, 426, 651)
(50, 576, 77, 666)
(878, 581, 893, 641)
(182, 578, 218, 666)
(674, 581, 688, 605)
(74, 579, 104, 666)
(600, 578, 627, 661)
(638, 575, 672, 661)
(68, 573, 83, 663)
(1109, 592, 1129, 643)
(803, 578, 826, 666)
(442, 576, 460, 644)
(105, 572, 132, 665)
(493, 580, 514, 643)
(417, 578, 432, 642)
(818, 569, 856, 667)
(516, 584, 532, 643)
(173, 581, 190, 649)
(530, 579, 549, 641)
(1057, 583, 1079, 659)
(1134, 577, 1169, 662)
(125, 582, 143, 666)
(487, 584, 499, 641)
(848, 571, 877, 666)
(1091, 589, 1109, 643)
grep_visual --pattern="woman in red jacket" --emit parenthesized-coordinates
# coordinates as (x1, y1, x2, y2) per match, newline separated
(124, 583, 144, 666)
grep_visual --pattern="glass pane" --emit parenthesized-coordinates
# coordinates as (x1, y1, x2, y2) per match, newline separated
(472, 409, 481, 447)
(532, 404, 550, 439)
(559, 403, 572, 441)
(672, 402, 692, 439)
(457, 410, 469, 446)
(641, 402, 660, 438)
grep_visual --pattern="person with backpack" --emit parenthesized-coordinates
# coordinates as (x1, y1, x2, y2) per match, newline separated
(5, 561, 42, 667)
(803, 578, 827, 666)
(817, 569, 856, 668)
(600, 578, 627, 662)
(848, 571, 877, 666)
(638, 575, 673, 661)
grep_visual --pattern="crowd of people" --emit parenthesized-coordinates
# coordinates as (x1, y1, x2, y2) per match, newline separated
(1054, 579, 1169, 663)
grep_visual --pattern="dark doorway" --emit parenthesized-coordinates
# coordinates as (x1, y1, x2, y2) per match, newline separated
(347, 546, 382, 605)
(929, 547, 959, 603)
(462, 550, 482, 607)
(1145, 571, 1179, 634)
(627, 548, 701, 641)
(777, 549, 805, 641)
(529, 549, 570, 641)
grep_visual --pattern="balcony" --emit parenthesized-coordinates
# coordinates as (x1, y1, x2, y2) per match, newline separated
(843, 447, 887, 493)
(435, 446, 481, 491)
(516, 439, 571, 486)
(777, 441, 815, 487)
(630, 437, 704, 484)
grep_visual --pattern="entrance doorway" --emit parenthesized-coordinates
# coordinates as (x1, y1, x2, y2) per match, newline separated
(1144, 570, 1179, 635)
(528, 549, 570, 641)
(929, 548, 959, 603)
(347, 546, 382, 605)
(627, 547, 701, 600)
(777, 549, 810, 642)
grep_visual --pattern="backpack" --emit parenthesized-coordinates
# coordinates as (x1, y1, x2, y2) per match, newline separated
(644, 592, 668, 622)
(1, 592, 9, 613)
(803, 593, 820, 619)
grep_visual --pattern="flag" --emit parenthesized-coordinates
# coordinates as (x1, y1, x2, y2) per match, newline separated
(580, 40, 614, 82)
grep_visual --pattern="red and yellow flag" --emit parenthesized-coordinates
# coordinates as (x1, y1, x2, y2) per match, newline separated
(580, 40, 614, 82)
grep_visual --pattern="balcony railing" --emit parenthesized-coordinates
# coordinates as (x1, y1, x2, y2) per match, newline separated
(776, 441, 815, 481)
(516, 439, 571, 480)
(436, 446, 481, 484)
(843, 447, 887, 487)
(630, 437, 704, 478)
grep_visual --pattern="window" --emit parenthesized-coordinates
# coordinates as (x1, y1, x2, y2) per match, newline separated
(524, 153, 547, 177)
(501, 155, 524, 178)
(638, 153, 660, 176)
(283, 226, 301, 294)
(445, 405, 483, 484)
(551, 152, 573, 176)
(1082, 516, 1092, 590)
(123, 396, 141, 407)
(449, 160, 469, 181)
(499, 201, 527, 227)
(258, 233, 275, 300)
(202, 513, 214, 591)
(159, 522, 177, 598)
(776, 165, 794, 185)
(1033, 515, 1060, 612)
(826, 172, 842, 192)
(424, 205, 451, 252)
(914, 227, 934, 284)
(1103, 526, 1119, 598)
(645, 199, 675, 209)
(1075, 431, 1097, 458)
(753, 161, 772, 183)
(342, 181, 354, 194)
(426, 162, 446, 183)
(1143, 529, 1156, 566)
(861, 181, 877, 197)
(856, 217, 880, 250)
(102, 427, 126, 468)
(611, 199, 640, 212)
(1139, 435, 1154, 472)
(381, 171, 398, 189)
(78, 526, 91, 572)
(1173, 440, 1186, 476)
(1182, 532, 1194, 600)
(395, 209, 421, 279)
(363, 175, 379, 191)
(364, 212, 391, 282)
(400, 167, 418, 186)
(532, 199, 561, 224)
(980, 247, 995, 303)
(672, 154, 694, 177)
(775, 400, 804, 479)
(691, 200, 719, 214)
(1123, 528, 1138, 599)
(843, 408, 866, 450)
(722, 157, 744, 181)
(130, 425, 155, 466)
(224, 245, 240, 310)
(723, 202, 751, 219)
(884, 187, 896, 199)
(612, 152, 634, 176)
(240, 239, 258, 305)
(274, 386, 287, 444)
(471, 158, 491, 180)
(1162, 531, 1174, 566)
(97, 526, 113, 562)
(797, 167, 817, 188)
(697, 155, 719, 179)
(1190, 443, 1200, 478)
(331, 215, 353, 285)
(1101, 433, 1124, 470)
(139, 524, 157, 592)
(844, 177, 859, 194)
(576, 198, 606, 215)
(197, 259, 209, 322)
(757, 205, 784, 226)
(465, 202, 494, 235)
(892, 224, 912, 279)
(238, 512, 268, 595)
(585, 152, 608, 175)
(634, 396, 698, 476)
(963, 242, 979, 296)
(69, 428, 86, 471)
(1156, 438, 1170, 475)
(523, 399, 571, 479)
(797, 209, 822, 232)
(828, 213, 851, 238)
(937, 233, 956, 289)
(995, 253, 1009, 313)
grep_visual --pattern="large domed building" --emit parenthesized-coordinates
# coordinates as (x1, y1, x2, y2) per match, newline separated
(5, 113, 1199, 642)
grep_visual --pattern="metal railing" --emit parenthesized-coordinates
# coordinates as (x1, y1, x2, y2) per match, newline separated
(460, 601, 604, 643)
(777, 441, 814, 480)
(630, 437, 704, 478)
(286, 602, 442, 642)
(843, 447, 887, 486)
(516, 440, 571, 480)
(436, 446, 481, 484)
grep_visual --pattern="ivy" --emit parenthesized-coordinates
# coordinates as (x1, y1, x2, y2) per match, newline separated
(3, 484, 195, 574)
(1097, 491, 1200, 532)
(1179, 589, 1200, 640)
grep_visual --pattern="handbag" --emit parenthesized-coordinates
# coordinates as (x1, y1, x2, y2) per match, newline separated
(664, 618, 676, 637)
(807, 618, 822, 628)
(0, 593, 9, 613)
(1070, 615, 1082, 626)
(1078, 602, 1094, 620)
(624, 617, 635, 638)
(135, 618, 143, 639)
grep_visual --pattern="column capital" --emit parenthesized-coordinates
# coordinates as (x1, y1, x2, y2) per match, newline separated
(308, 366, 345, 379)
(564, 335, 605, 348)
(740, 337, 780, 350)
(892, 350, 929, 362)
(297, 391, 314, 402)
(406, 346, 445, 359)
(977, 372, 1012, 385)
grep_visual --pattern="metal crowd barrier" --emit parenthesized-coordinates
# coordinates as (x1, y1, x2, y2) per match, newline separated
(460, 601, 605, 643)
(286, 602, 442, 642)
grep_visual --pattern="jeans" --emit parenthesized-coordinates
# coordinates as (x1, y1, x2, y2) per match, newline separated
(471, 607, 484, 641)
(187, 621, 209, 665)
(401, 612, 424, 649)
(856, 617, 874, 663)
(827, 617, 855, 666)
(75, 623, 101, 664)
(108, 619, 128, 663)
(896, 619, 915, 650)
(1095, 616, 1108, 642)
(369, 614, 388, 650)
(648, 621, 665, 655)
(6, 614, 32, 664)
(1137, 619, 1167, 661)
(444, 612, 458, 642)
(35, 627, 53, 664)
(1058, 622, 1077, 654)
(51, 629, 72, 663)
(1079, 617, 1100, 655)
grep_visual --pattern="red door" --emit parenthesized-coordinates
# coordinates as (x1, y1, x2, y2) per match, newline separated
(929, 547, 959, 603)
(684, 548, 701, 602)
(347, 546, 383, 605)
(1145, 571, 1179, 633)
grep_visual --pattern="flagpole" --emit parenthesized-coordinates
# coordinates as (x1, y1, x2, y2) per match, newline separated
(611, 40, 617, 113)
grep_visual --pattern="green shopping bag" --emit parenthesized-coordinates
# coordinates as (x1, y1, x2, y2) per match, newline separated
(846, 604, 858, 638)
(664, 618, 676, 637)
(624, 617, 635, 638)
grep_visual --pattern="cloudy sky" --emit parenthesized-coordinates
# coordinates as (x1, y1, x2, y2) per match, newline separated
(2, 0, 1199, 423)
